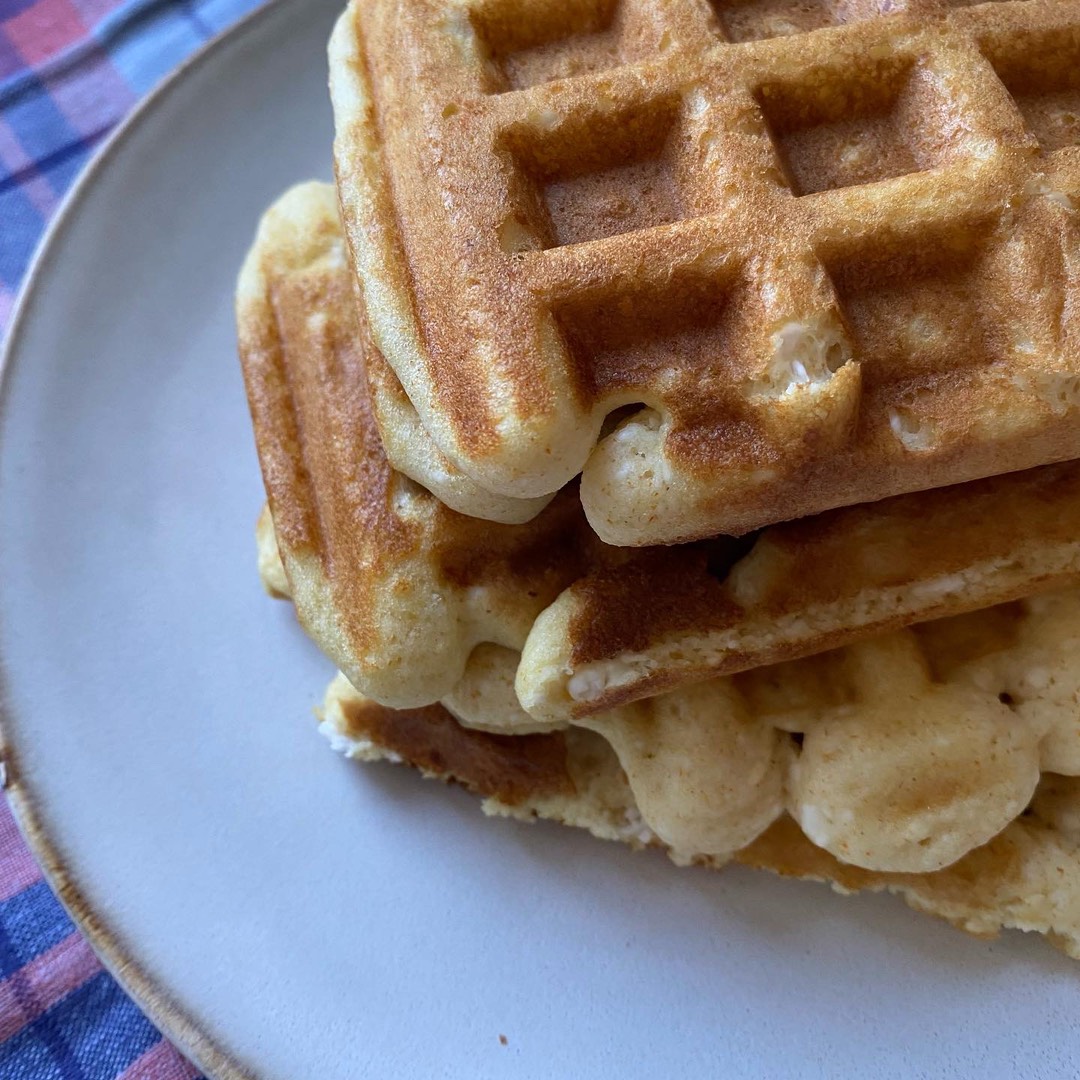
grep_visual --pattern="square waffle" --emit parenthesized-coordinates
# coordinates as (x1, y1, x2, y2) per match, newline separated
(330, 0, 1080, 544)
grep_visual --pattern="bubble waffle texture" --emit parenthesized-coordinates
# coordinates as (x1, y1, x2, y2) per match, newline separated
(317, 590, 1080, 957)
(330, 0, 1080, 544)
(239, 183, 1080, 717)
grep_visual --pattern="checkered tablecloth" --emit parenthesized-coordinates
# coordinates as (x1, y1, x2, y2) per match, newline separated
(1, 1, 265, 1075)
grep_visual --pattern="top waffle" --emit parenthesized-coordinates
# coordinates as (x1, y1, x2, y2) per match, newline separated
(330, 0, 1080, 544)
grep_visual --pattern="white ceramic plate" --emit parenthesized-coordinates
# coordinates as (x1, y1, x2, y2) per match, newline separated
(2, 2, 1080, 1076)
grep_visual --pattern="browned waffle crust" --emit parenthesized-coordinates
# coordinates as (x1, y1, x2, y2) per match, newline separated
(331, 0, 1080, 544)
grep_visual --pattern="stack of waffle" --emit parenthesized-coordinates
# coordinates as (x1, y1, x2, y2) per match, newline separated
(237, 0, 1080, 956)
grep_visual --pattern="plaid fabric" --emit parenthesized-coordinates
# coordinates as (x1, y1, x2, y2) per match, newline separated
(1, 0, 265, 1074)
(1, 0, 264, 333)
(0, 801, 200, 1078)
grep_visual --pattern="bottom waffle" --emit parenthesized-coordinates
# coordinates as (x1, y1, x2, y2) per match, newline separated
(320, 676, 1080, 960)
(263, 509, 1080, 888)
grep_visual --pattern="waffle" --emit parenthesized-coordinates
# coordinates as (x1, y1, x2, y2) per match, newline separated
(240, 182, 1080, 716)
(313, 586, 1080, 877)
(318, 580, 1080, 956)
(330, 0, 1080, 544)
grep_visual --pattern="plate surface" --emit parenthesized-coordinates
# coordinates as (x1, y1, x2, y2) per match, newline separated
(2, 2, 1080, 1077)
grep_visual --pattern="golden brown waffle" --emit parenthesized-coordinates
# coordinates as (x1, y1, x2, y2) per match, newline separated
(319, 613, 1080, 957)
(240, 182, 1080, 717)
(330, 0, 1080, 544)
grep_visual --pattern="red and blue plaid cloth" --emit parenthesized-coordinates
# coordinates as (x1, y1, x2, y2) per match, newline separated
(2, 1, 264, 1075)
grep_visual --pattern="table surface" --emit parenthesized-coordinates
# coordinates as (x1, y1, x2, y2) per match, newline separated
(1, 2, 262, 1076)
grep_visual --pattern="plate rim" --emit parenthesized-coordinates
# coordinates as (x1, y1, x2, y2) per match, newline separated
(0, 2, 302, 1076)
